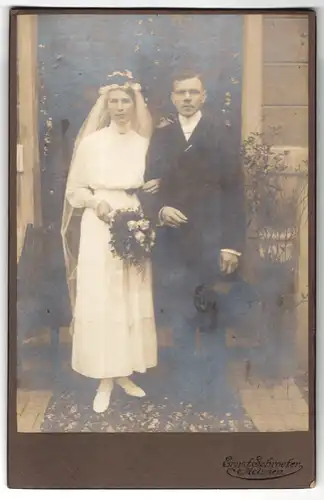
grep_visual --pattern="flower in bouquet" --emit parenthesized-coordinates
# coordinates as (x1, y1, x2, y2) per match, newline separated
(134, 230, 146, 245)
(138, 219, 151, 231)
(127, 220, 138, 231)
(109, 209, 157, 271)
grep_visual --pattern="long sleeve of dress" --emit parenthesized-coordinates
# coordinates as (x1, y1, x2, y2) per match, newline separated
(139, 129, 168, 224)
(65, 138, 101, 210)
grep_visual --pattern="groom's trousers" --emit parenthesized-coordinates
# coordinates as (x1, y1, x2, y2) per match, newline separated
(151, 226, 243, 414)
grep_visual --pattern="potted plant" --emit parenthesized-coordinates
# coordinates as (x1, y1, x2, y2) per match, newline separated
(242, 131, 307, 304)
(241, 130, 308, 378)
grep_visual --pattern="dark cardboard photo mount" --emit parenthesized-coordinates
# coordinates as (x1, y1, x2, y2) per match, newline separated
(8, 7, 316, 489)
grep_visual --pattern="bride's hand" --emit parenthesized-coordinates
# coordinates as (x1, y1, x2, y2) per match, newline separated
(142, 179, 161, 194)
(96, 200, 113, 222)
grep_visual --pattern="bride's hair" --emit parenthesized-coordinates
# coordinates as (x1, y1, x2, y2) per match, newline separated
(105, 85, 136, 104)
(99, 71, 138, 115)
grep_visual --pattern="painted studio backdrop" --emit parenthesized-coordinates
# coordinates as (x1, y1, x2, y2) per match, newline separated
(16, 13, 309, 433)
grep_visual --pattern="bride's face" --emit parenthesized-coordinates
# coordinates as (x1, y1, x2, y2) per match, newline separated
(107, 88, 135, 126)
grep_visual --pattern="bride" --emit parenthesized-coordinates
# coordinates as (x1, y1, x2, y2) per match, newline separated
(61, 71, 158, 413)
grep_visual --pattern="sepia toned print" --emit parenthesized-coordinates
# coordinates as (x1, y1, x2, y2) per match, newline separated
(16, 12, 310, 434)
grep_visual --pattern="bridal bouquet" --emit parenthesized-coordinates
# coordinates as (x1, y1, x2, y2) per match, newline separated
(109, 209, 156, 271)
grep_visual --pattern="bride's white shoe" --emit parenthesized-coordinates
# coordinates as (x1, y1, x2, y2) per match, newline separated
(93, 379, 113, 413)
(116, 377, 146, 398)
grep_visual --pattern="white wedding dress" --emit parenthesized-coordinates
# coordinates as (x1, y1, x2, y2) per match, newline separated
(65, 123, 157, 379)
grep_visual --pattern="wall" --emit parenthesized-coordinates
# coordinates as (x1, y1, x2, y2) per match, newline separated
(16, 15, 42, 261)
(262, 14, 308, 147)
(242, 13, 309, 371)
(263, 13, 309, 372)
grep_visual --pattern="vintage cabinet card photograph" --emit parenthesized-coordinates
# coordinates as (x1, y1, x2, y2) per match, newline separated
(8, 8, 315, 488)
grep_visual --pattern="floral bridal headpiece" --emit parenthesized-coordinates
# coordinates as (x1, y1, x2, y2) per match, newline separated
(99, 70, 141, 95)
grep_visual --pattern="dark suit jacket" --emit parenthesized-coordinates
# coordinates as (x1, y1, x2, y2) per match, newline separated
(142, 115, 246, 280)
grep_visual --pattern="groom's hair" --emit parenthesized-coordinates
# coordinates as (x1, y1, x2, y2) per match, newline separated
(171, 69, 204, 89)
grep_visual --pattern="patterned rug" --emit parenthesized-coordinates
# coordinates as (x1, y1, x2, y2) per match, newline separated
(41, 322, 259, 433)
(41, 389, 257, 433)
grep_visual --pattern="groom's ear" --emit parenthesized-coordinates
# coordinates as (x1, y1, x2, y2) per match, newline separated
(171, 91, 176, 106)
(201, 89, 207, 104)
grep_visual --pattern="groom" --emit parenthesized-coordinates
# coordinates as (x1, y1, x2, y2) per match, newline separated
(143, 70, 246, 333)
(141, 69, 248, 410)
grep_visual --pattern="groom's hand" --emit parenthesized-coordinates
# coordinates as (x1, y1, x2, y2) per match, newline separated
(142, 178, 161, 194)
(220, 251, 239, 274)
(161, 206, 188, 228)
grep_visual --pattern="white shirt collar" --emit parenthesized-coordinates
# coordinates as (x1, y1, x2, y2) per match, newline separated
(178, 110, 202, 133)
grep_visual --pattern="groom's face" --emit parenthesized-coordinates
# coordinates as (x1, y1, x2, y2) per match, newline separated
(171, 77, 206, 117)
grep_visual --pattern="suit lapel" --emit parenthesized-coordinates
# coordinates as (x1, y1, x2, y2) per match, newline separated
(169, 119, 187, 149)
(186, 115, 211, 147)
(174, 115, 212, 149)
(166, 116, 217, 174)
(169, 116, 207, 153)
